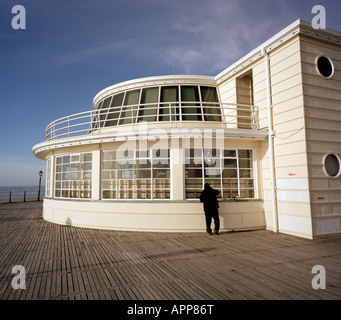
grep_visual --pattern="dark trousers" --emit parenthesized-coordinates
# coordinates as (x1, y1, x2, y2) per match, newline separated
(205, 209, 220, 233)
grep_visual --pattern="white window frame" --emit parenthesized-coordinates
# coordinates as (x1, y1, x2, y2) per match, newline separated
(184, 147, 256, 200)
(54, 152, 92, 200)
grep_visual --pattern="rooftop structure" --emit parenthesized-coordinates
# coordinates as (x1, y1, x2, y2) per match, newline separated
(33, 19, 341, 239)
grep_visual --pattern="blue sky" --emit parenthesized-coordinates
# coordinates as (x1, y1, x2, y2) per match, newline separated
(0, 0, 340, 186)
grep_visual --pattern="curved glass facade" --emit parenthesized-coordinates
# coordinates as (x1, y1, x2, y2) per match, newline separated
(93, 85, 221, 129)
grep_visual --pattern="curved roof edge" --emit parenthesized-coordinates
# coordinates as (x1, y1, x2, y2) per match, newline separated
(93, 74, 216, 108)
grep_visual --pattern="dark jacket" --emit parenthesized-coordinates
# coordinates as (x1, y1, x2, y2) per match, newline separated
(200, 184, 219, 212)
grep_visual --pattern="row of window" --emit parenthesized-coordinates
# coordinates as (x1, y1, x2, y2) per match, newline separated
(92, 85, 222, 128)
(45, 148, 255, 200)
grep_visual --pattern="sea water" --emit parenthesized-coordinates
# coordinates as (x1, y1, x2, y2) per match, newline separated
(0, 186, 45, 200)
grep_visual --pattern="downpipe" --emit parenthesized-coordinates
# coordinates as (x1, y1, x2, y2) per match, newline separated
(262, 48, 279, 233)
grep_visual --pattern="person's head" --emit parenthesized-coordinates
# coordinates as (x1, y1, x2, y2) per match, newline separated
(204, 183, 211, 189)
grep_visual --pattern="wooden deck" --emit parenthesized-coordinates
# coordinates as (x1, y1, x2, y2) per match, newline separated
(0, 201, 340, 300)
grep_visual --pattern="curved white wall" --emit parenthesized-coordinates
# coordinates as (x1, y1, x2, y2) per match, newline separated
(43, 198, 265, 232)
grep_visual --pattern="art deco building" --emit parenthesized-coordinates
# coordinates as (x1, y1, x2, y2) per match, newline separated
(33, 19, 341, 239)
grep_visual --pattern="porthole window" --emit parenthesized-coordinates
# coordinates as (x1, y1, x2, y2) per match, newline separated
(323, 153, 341, 178)
(316, 56, 334, 78)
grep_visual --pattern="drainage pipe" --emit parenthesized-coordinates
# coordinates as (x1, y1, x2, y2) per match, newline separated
(263, 48, 278, 233)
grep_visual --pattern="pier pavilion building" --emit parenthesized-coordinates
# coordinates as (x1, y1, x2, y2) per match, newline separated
(33, 19, 341, 239)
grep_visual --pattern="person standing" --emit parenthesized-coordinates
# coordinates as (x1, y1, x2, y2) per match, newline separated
(200, 183, 220, 235)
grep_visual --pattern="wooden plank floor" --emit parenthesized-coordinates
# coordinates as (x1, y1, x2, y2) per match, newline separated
(0, 201, 340, 300)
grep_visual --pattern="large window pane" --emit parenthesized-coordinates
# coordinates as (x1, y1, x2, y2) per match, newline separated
(99, 97, 112, 127)
(105, 93, 124, 127)
(138, 87, 159, 122)
(160, 86, 179, 121)
(181, 86, 202, 121)
(201, 86, 221, 122)
(120, 89, 140, 124)
(124, 89, 140, 105)
(201, 86, 218, 102)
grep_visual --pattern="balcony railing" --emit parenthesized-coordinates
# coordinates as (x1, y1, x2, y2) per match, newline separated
(45, 102, 259, 141)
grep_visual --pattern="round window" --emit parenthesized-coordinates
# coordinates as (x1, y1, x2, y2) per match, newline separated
(316, 56, 334, 78)
(323, 153, 341, 178)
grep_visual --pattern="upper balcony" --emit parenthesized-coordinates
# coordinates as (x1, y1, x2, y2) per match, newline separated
(43, 77, 264, 142)
(45, 101, 260, 141)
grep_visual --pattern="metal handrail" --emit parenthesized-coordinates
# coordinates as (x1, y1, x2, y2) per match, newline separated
(45, 102, 259, 141)
(0, 189, 45, 203)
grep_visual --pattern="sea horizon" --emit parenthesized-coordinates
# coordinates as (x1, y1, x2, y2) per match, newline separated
(0, 185, 45, 200)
